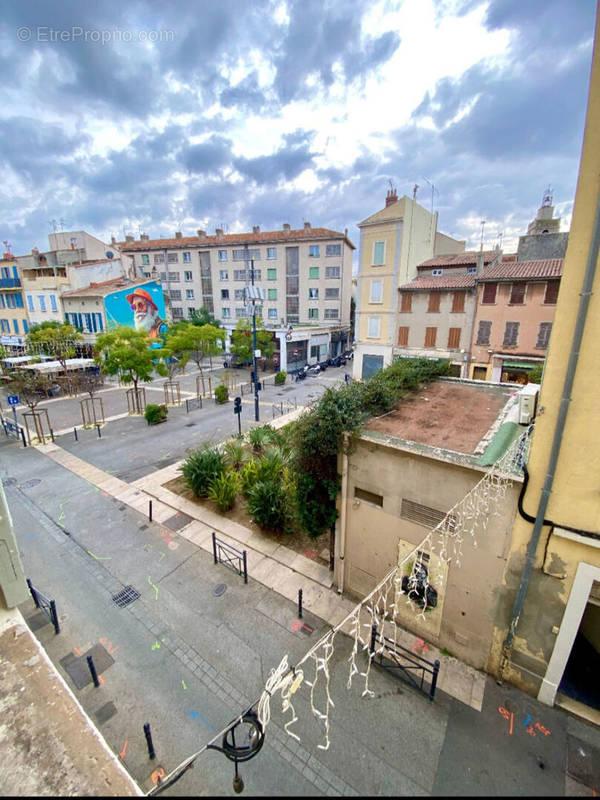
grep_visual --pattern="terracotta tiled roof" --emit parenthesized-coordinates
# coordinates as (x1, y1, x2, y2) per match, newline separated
(417, 251, 497, 268)
(118, 227, 355, 250)
(61, 278, 156, 298)
(399, 275, 476, 291)
(478, 258, 563, 281)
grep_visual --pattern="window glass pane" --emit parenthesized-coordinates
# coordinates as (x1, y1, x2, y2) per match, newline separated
(309, 245, 320, 257)
(370, 280, 383, 302)
(268, 288, 277, 300)
(309, 267, 319, 279)
(267, 247, 276, 259)
(267, 268, 277, 280)
(326, 244, 341, 256)
(373, 241, 385, 265)
(368, 317, 380, 337)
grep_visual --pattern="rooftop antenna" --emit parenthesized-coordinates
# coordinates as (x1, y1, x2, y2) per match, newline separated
(412, 184, 419, 201)
(3, 240, 12, 257)
(49, 219, 59, 233)
(59, 218, 65, 232)
(479, 220, 486, 252)
(388, 178, 395, 192)
(542, 186, 553, 207)
(497, 230, 504, 251)
(422, 177, 439, 216)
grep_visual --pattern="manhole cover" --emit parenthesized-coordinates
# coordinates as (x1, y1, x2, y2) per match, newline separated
(2, 477, 16, 486)
(213, 583, 227, 597)
(20, 479, 41, 489)
(111, 585, 140, 608)
(163, 513, 193, 532)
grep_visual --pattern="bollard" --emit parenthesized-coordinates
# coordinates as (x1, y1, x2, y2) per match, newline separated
(74, 427, 78, 441)
(242, 549, 248, 584)
(369, 624, 377, 656)
(97, 424, 102, 438)
(298, 588, 303, 619)
(21, 428, 27, 447)
(212, 531, 218, 564)
(429, 660, 440, 702)
(87, 655, 100, 687)
(143, 723, 156, 760)
(50, 429, 55, 443)
(50, 599, 60, 635)
(149, 500, 153, 522)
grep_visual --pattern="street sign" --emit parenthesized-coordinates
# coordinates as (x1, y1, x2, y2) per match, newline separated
(7, 395, 19, 406)
(285, 332, 292, 341)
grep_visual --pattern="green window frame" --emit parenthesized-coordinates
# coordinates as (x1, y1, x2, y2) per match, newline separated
(308, 308, 319, 319)
(267, 268, 277, 280)
(309, 267, 319, 279)
(267, 288, 277, 300)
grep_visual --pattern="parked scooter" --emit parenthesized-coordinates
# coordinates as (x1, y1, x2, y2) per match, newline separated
(306, 363, 321, 375)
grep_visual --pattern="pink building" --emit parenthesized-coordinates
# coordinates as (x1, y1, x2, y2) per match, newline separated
(470, 258, 563, 382)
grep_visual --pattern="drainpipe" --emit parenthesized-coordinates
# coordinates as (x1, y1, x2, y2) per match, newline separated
(500, 189, 600, 676)
(337, 432, 350, 594)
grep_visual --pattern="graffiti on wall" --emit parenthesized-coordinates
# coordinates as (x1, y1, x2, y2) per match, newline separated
(105, 281, 167, 338)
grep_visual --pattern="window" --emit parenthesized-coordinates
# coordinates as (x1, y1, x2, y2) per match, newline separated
(143, 272, 151, 278)
(183, 252, 191, 263)
(22, 318, 29, 334)
(482, 282, 497, 304)
(218, 250, 227, 261)
(233, 248, 260, 261)
(467, 266, 477, 274)
(186, 289, 194, 299)
(397, 326, 409, 346)
(427, 292, 440, 312)
(368, 317, 380, 338)
(373, 241, 385, 266)
(221, 289, 229, 299)
(432, 268, 443, 276)
(308, 288, 319, 299)
(308, 308, 319, 319)
(0, 295, 4, 308)
(325, 288, 339, 299)
(235, 307, 249, 318)
(354, 487, 383, 507)
(184, 270, 193, 281)
(268, 308, 278, 319)
(370, 279, 383, 303)
(476, 320, 492, 346)
(509, 283, 526, 304)
(141, 254, 149, 265)
(39, 295, 46, 312)
(325, 266, 340, 278)
(234, 270, 246, 281)
(188, 307, 195, 316)
(536, 322, 553, 349)
(503, 321, 520, 347)
(267, 247, 276, 259)
(222, 307, 231, 318)
(12, 319, 19, 333)
(324, 308, 339, 318)
(544, 280, 559, 304)
(451, 292, 465, 313)
(401, 498, 450, 529)
(267, 268, 277, 280)
(170, 290, 182, 301)
(168, 271, 180, 282)
(27, 294, 34, 311)
(153, 253, 164, 264)
(424, 327, 437, 348)
(267, 288, 277, 300)
(50, 294, 57, 312)
(172, 307, 184, 318)
(309, 267, 319, 279)
(400, 293, 412, 313)
(447, 327, 461, 349)
(168, 253, 178, 263)
(326, 244, 341, 257)
(0, 319, 9, 333)
(219, 270, 228, 280)
(309, 245, 320, 257)
(159, 272, 167, 281)
(234, 289, 245, 300)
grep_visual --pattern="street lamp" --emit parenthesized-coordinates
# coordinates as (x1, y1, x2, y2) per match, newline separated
(245, 259, 265, 422)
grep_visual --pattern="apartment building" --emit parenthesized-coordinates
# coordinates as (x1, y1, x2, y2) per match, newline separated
(354, 188, 465, 379)
(16, 231, 125, 325)
(118, 222, 354, 371)
(0, 250, 29, 349)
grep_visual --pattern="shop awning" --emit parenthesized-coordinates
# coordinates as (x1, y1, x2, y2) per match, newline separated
(502, 360, 538, 370)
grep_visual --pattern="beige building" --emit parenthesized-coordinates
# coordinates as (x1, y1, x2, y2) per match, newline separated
(353, 189, 464, 380)
(0, 251, 30, 349)
(334, 378, 523, 670)
(118, 223, 355, 371)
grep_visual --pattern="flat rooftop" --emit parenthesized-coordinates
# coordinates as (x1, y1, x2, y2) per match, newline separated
(362, 379, 515, 456)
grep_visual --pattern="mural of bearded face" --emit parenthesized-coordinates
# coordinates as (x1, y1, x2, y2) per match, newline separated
(131, 294, 159, 333)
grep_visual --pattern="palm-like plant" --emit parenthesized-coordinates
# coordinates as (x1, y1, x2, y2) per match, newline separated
(208, 471, 239, 511)
(223, 438, 249, 471)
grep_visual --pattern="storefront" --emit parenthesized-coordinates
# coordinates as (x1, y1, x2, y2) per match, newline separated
(500, 359, 541, 384)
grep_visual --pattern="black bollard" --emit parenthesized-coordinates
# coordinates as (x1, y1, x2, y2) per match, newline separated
(74, 427, 78, 441)
(21, 428, 27, 447)
(149, 500, 153, 522)
(97, 424, 102, 438)
(143, 723, 156, 760)
(87, 655, 100, 687)
(298, 588, 303, 619)
(50, 429, 55, 443)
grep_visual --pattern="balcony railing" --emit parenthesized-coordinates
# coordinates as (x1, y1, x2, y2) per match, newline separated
(0, 278, 21, 288)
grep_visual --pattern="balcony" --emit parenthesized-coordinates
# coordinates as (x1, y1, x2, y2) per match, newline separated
(0, 278, 21, 289)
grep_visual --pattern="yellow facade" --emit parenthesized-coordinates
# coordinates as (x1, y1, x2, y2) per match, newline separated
(0, 257, 29, 343)
(490, 2, 600, 718)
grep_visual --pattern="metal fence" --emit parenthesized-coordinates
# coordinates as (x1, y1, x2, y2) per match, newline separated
(185, 396, 203, 413)
(369, 624, 440, 701)
(26, 578, 60, 634)
(271, 398, 298, 418)
(212, 532, 248, 583)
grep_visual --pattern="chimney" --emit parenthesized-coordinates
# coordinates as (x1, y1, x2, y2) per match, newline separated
(197, 229, 206, 240)
(344, 228, 348, 238)
(125, 235, 134, 243)
(175, 231, 182, 239)
(476, 252, 484, 273)
(140, 234, 149, 242)
(303, 221, 311, 231)
(253, 225, 260, 234)
(215, 228, 224, 239)
(385, 188, 398, 207)
(283, 223, 291, 235)
(111, 236, 117, 245)
(32, 247, 39, 254)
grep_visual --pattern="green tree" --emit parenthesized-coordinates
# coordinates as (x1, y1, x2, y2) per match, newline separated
(6, 370, 54, 412)
(188, 308, 222, 328)
(27, 321, 83, 394)
(164, 322, 225, 371)
(230, 318, 275, 363)
(95, 326, 167, 413)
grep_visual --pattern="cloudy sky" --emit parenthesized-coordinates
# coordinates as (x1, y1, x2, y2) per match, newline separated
(0, 0, 596, 262)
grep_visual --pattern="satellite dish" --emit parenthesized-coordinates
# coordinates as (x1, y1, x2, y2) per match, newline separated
(105, 251, 114, 259)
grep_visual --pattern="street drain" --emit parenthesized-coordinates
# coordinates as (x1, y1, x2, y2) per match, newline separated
(111, 585, 141, 608)
(213, 583, 227, 597)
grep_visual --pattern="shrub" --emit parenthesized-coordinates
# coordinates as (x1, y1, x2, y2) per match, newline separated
(240, 459, 259, 498)
(247, 479, 289, 531)
(255, 452, 285, 483)
(208, 471, 239, 511)
(214, 384, 229, 404)
(145, 403, 168, 424)
(180, 445, 226, 497)
(223, 438, 248, 471)
(274, 370, 287, 385)
(247, 425, 274, 454)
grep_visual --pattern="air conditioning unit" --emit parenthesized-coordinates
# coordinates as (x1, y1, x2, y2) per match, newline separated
(518, 382, 540, 424)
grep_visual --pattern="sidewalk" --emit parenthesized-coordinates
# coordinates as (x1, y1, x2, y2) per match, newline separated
(36, 435, 487, 713)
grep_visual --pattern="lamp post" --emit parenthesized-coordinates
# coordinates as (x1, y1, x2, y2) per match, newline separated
(250, 259, 259, 422)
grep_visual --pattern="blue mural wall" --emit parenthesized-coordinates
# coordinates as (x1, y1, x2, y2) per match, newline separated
(105, 281, 167, 339)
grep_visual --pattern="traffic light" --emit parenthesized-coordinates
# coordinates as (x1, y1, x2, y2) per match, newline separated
(234, 396, 242, 414)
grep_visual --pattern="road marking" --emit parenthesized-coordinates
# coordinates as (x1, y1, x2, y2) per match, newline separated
(189, 710, 214, 730)
(152, 641, 161, 650)
(73, 646, 82, 656)
(182, 679, 187, 690)
(87, 550, 111, 561)
(120, 740, 128, 759)
(148, 576, 159, 600)
(58, 503, 65, 521)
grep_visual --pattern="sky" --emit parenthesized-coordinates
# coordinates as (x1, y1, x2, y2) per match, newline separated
(0, 0, 596, 263)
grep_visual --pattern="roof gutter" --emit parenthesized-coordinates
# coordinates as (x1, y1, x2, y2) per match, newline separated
(500, 187, 600, 675)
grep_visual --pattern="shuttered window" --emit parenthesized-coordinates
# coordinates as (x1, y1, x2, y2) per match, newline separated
(509, 283, 526, 304)
(536, 322, 553, 348)
(400, 293, 412, 312)
(482, 282, 497, 304)
(451, 292, 465, 312)
(476, 320, 491, 345)
(397, 326, 409, 346)
(428, 292, 440, 312)
(424, 327, 437, 348)
(447, 327, 461, 349)
(503, 321, 520, 347)
(544, 280, 559, 304)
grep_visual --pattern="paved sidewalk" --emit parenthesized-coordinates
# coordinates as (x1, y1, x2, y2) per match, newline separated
(36, 435, 487, 713)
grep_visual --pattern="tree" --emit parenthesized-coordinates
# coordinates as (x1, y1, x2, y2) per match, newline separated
(188, 308, 221, 328)
(27, 321, 82, 394)
(6, 370, 54, 412)
(95, 326, 167, 413)
(230, 318, 275, 364)
(164, 322, 225, 371)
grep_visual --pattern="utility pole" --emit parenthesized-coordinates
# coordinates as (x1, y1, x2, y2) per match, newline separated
(250, 258, 259, 422)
